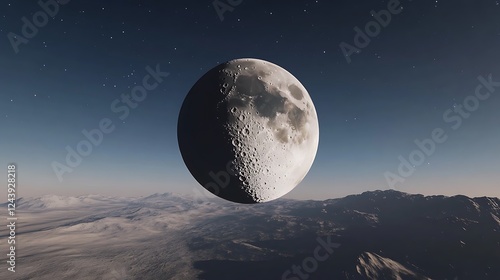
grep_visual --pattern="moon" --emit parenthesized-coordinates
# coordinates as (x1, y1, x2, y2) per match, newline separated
(177, 58, 319, 204)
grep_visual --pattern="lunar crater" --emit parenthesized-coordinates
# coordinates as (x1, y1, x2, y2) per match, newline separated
(289, 84, 304, 100)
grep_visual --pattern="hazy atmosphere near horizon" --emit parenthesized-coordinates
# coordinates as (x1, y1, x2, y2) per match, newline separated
(1, 0, 500, 201)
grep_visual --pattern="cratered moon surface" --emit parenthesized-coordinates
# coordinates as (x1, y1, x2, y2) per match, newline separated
(178, 58, 319, 204)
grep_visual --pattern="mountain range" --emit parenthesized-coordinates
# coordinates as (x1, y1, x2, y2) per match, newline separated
(0, 190, 498, 279)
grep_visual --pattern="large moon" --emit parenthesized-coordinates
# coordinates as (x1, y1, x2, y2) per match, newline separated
(177, 58, 319, 204)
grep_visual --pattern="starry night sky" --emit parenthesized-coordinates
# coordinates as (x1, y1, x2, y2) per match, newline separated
(1, 0, 499, 200)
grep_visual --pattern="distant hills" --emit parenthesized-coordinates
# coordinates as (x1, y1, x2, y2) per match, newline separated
(1, 190, 498, 279)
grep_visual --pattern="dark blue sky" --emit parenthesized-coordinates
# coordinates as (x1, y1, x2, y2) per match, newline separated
(1, 0, 499, 199)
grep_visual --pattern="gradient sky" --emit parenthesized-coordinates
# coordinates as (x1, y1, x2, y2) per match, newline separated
(1, 0, 499, 201)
